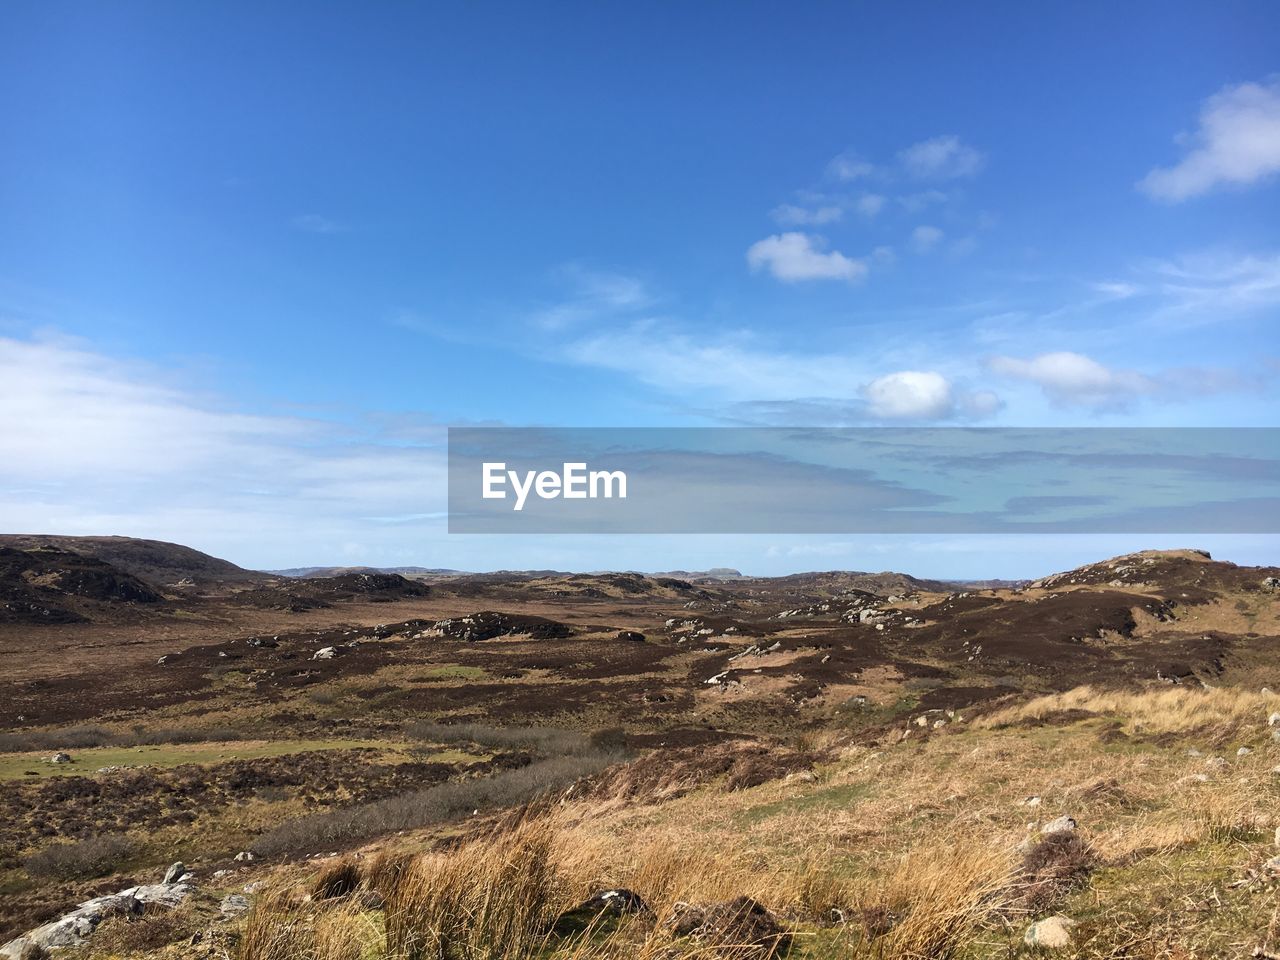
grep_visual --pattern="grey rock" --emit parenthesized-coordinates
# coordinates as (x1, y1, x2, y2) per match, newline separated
(1040, 815, 1077, 836)
(162, 861, 186, 884)
(220, 894, 251, 917)
(1024, 915, 1076, 948)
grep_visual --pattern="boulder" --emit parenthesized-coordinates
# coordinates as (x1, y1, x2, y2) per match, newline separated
(220, 894, 251, 917)
(312, 646, 337, 660)
(1024, 915, 1076, 949)
(49, 752, 71, 764)
(1263, 577, 1279, 591)
(162, 862, 186, 884)
(0, 888, 161, 958)
(1040, 816, 1077, 836)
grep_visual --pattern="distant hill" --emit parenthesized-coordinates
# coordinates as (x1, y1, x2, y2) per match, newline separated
(0, 535, 265, 587)
(269, 565, 465, 578)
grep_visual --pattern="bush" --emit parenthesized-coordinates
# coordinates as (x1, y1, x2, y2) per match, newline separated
(403, 721, 595, 757)
(24, 834, 133, 880)
(253, 753, 615, 858)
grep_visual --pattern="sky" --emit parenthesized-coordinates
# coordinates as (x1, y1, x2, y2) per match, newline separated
(1, 2, 1278, 577)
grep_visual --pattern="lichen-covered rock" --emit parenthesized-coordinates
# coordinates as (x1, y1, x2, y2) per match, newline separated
(1024, 915, 1076, 948)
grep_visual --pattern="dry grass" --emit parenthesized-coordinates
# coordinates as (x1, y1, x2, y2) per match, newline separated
(384, 819, 564, 960)
(239, 884, 379, 960)
(977, 684, 1280, 740)
(237, 683, 1280, 960)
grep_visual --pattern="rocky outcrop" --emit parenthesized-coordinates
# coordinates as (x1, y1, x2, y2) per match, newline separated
(427, 611, 571, 642)
(0, 882, 193, 958)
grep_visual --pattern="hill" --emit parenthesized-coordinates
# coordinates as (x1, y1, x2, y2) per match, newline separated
(0, 535, 265, 587)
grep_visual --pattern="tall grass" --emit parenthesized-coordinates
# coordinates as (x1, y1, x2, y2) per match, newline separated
(239, 886, 378, 960)
(385, 819, 564, 960)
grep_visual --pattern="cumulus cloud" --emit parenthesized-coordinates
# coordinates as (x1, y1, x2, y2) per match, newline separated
(911, 225, 944, 253)
(862, 370, 954, 418)
(746, 232, 867, 282)
(899, 135, 985, 179)
(770, 203, 844, 226)
(1139, 77, 1280, 201)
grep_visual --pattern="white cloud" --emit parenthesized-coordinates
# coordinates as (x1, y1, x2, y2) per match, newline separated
(826, 150, 875, 181)
(0, 333, 449, 566)
(899, 135, 985, 179)
(746, 232, 867, 282)
(530, 266, 652, 330)
(911, 225, 944, 253)
(1146, 250, 1280, 311)
(862, 370, 954, 418)
(989, 351, 1155, 409)
(1139, 77, 1280, 201)
(770, 203, 844, 226)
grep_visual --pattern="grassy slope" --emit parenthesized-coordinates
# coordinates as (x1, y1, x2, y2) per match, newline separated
(203, 685, 1280, 960)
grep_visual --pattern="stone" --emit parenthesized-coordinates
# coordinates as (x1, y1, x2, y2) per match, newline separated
(1270, 713, 1280, 727)
(555, 888, 652, 934)
(1238, 747, 1253, 757)
(312, 646, 337, 660)
(220, 894, 251, 917)
(162, 862, 186, 884)
(49, 752, 71, 764)
(1040, 816, 1077, 836)
(1024, 915, 1076, 949)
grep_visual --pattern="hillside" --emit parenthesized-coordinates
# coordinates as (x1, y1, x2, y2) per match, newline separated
(0, 535, 265, 587)
(1, 546, 1278, 959)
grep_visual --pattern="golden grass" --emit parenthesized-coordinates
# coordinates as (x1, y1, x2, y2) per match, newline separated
(235, 683, 1280, 960)
(976, 684, 1280, 739)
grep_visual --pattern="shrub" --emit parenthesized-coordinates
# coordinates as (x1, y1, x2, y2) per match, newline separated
(24, 834, 133, 880)
(252, 753, 615, 858)
(403, 721, 596, 757)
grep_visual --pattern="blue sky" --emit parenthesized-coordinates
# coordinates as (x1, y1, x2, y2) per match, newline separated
(1, 2, 1278, 575)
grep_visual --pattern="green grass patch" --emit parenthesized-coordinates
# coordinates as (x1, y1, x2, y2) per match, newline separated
(736, 781, 874, 827)
(0, 738, 412, 781)
(416, 664, 488, 681)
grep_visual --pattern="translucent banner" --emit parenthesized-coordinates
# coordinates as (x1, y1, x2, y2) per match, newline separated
(447, 427, 1280, 534)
